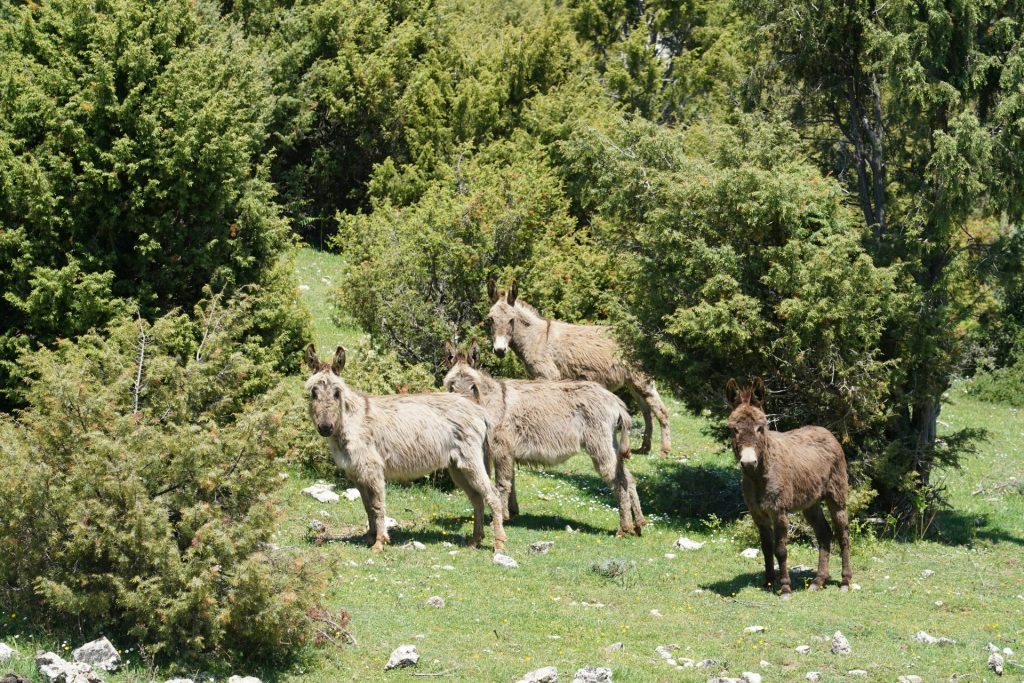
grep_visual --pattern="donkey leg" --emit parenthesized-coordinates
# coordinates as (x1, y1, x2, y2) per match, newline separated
(773, 513, 792, 597)
(802, 505, 832, 590)
(455, 459, 507, 552)
(620, 462, 645, 535)
(754, 517, 776, 590)
(449, 466, 485, 548)
(491, 444, 516, 523)
(590, 445, 635, 536)
(628, 385, 653, 455)
(826, 498, 853, 589)
(355, 482, 376, 542)
(366, 478, 390, 552)
(642, 380, 672, 457)
(508, 468, 520, 518)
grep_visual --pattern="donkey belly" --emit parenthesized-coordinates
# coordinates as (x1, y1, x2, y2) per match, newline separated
(510, 428, 583, 467)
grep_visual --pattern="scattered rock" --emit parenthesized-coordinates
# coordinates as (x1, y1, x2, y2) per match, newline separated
(664, 552, 677, 559)
(517, 666, 558, 683)
(227, 678, 262, 683)
(604, 642, 624, 652)
(300, 483, 339, 503)
(164, 679, 195, 683)
(385, 516, 399, 530)
(342, 488, 361, 501)
(898, 676, 923, 683)
(565, 525, 578, 533)
(529, 541, 554, 554)
(318, 510, 331, 518)
(759, 660, 770, 668)
(988, 652, 1004, 676)
(1004, 647, 1014, 655)
(912, 631, 955, 645)
(744, 625, 765, 634)
(740, 548, 759, 559)
(655, 645, 679, 661)
(401, 541, 426, 551)
(805, 673, 822, 682)
(2, 675, 30, 683)
(591, 559, 633, 578)
(676, 658, 695, 668)
(309, 519, 327, 533)
(425, 596, 445, 608)
(649, 609, 663, 617)
(72, 637, 121, 672)
(795, 645, 811, 655)
(921, 569, 934, 578)
(696, 659, 720, 669)
(572, 666, 612, 683)
(831, 631, 851, 655)
(537, 493, 553, 501)
(297, 284, 310, 291)
(0, 643, 15, 663)
(741, 672, 762, 683)
(706, 678, 743, 683)
(493, 553, 519, 569)
(384, 645, 419, 671)
(36, 652, 103, 683)
(850, 583, 861, 590)
(674, 537, 705, 550)
(847, 670, 868, 676)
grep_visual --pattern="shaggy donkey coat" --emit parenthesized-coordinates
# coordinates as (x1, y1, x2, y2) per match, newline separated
(443, 341, 645, 536)
(727, 378, 852, 595)
(305, 344, 506, 552)
(486, 279, 671, 456)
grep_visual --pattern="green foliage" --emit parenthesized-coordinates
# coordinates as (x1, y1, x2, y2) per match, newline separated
(0, 292, 320, 663)
(0, 0, 302, 406)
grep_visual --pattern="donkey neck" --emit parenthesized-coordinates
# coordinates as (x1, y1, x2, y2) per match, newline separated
(509, 303, 551, 367)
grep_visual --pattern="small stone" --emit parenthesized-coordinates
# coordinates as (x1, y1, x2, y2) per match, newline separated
(664, 553, 677, 559)
(935, 600, 944, 606)
(72, 637, 121, 672)
(36, 652, 103, 683)
(706, 678, 743, 683)
(402, 541, 426, 551)
(318, 510, 331, 518)
(493, 553, 519, 568)
(1003, 647, 1014, 656)
(795, 645, 811, 655)
(740, 547, 759, 558)
(425, 596, 445, 608)
(899, 676, 923, 683)
(988, 652, 1004, 676)
(1, 675, 30, 683)
(674, 537, 705, 550)
(677, 658, 695, 667)
(309, 519, 326, 533)
(744, 625, 765, 634)
(848, 670, 868, 676)
(0, 643, 15, 663)
(831, 631, 851, 655)
(227, 678, 262, 683)
(696, 659, 720, 669)
(805, 673, 822, 682)
(851, 583, 861, 590)
(759, 660, 770, 667)
(655, 645, 678, 660)
(300, 483, 339, 503)
(342, 488, 361, 501)
(384, 645, 419, 671)
(604, 642, 624, 652)
(164, 679, 195, 683)
(516, 666, 558, 683)
(650, 609, 663, 617)
(297, 284, 310, 291)
(741, 673, 762, 683)
(565, 525, 578, 533)
(572, 666, 612, 683)
(921, 569, 934, 578)
(385, 516, 399, 529)
(529, 541, 554, 554)
(913, 631, 955, 645)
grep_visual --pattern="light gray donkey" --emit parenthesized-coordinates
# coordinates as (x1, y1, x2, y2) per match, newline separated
(443, 341, 645, 536)
(305, 344, 507, 552)
(486, 279, 672, 456)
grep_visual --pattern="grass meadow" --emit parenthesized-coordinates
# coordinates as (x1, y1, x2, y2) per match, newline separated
(2, 247, 1021, 682)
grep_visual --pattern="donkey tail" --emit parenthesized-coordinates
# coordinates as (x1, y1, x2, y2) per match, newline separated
(616, 405, 632, 460)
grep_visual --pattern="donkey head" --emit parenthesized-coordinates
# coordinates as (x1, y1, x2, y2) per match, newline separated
(442, 341, 483, 402)
(726, 377, 769, 471)
(486, 277, 519, 358)
(304, 343, 347, 437)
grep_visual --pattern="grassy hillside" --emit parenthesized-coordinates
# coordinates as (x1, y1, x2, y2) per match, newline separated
(2, 247, 1020, 682)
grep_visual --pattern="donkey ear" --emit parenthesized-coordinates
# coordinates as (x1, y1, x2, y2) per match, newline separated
(725, 378, 742, 407)
(751, 377, 767, 407)
(331, 346, 347, 374)
(507, 279, 518, 306)
(470, 382, 480, 403)
(487, 276, 498, 303)
(304, 344, 321, 372)
(444, 340, 457, 368)
(468, 340, 480, 367)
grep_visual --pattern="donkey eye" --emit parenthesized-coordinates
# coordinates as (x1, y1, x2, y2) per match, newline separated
(311, 388, 319, 399)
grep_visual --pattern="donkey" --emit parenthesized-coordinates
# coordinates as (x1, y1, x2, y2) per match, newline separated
(305, 344, 506, 552)
(726, 378, 852, 596)
(443, 341, 645, 536)
(486, 279, 672, 456)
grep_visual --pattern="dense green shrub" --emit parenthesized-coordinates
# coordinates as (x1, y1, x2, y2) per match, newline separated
(0, 293, 320, 663)
(0, 0, 302, 406)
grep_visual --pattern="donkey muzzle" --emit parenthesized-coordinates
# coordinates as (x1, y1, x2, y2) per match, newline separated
(739, 446, 758, 468)
(316, 423, 333, 437)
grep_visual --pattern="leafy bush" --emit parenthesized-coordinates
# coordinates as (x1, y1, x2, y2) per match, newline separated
(0, 0, 301, 406)
(0, 293, 321, 663)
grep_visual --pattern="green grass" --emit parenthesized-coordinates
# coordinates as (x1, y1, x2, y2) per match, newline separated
(2, 248, 1022, 682)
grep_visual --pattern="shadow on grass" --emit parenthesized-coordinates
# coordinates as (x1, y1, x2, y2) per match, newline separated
(925, 509, 1024, 547)
(701, 568, 849, 598)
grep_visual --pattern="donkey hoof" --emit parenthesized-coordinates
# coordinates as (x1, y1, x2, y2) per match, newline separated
(494, 540, 506, 552)
(370, 542, 385, 553)
(839, 584, 850, 593)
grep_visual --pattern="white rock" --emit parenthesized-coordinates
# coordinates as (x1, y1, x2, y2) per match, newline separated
(385, 516, 399, 529)
(696, 659, 720, 669)
(384, 645, 419, 670)
(164, 679, 195, 683)
(759, 660, 770, 667)
(848, 669, 868, 676)
(72, 637, 121, 672)
(987, 643, 1000, 653)
(572, 666, 612, 683)
(706, 678, 743, 683)
(741, 672, 762, 683)
(934, 600, 944, 606)
(517, 666, 558, 683)
(851, 583, 861, 590)
(740, 547, 759, 558)
(805, 673, 822, 682)
(425, 596, 445, 608)
(664, 553, 677, 559)
(831, 631, 851, 655)
(988, 652, 1004, 675)
(0, 643, 15, 662)
(300, 483, 339, 503)
(674, 537, 705, 550)
(493, 553, 518, 568)
(655, 645, 678, 660)
(795, 645, 811, 655)
(402, 541, 426, 551)
(898, 676, 923, 683)
(530, 541, 554, 554)
(36, 652, 103, 683)
(604, 642, 624, 652)
(342, 488, 361, 501)
(297, 284, 310, 291)
(913, 631, 955, 645)
(650, 609, 663, 617)
(677, 658, 694, 667)
(1003, 647, 1014, 656)
(744, 625, 765, 634)
(227, 678, 262, 683)
(921, 569, 934, 578)
(565, 525, 578, 533)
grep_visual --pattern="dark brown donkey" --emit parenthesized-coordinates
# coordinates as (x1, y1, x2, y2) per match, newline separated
(726, 378, 852, 596)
